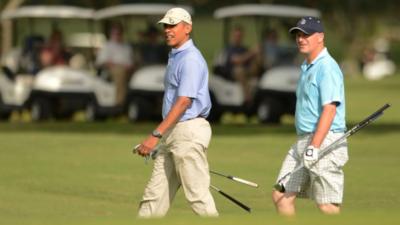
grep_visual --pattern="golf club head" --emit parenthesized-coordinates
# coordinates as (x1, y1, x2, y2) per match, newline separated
(273, 183, 285, 193)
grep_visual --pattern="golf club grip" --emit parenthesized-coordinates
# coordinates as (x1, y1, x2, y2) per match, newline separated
(210, 170, 259, 188)
(354, 104, 390, 130)
(211, 186, 251, 212)
(218, 189, 251, 212)
(232, 177, 259, 188)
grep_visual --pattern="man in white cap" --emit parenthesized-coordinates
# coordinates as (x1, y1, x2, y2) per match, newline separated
(135, 7, 218, 218)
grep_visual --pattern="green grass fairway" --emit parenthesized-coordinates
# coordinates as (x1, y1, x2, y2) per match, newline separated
(1, 75, 400, 225)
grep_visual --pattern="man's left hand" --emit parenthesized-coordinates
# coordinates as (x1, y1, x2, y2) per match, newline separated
(303, 145, 319, 169)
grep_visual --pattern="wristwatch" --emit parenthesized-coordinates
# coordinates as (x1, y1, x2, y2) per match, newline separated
(151, 130, 162, 138)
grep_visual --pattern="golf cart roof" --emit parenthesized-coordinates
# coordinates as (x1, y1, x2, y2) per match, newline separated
(66, 32, 106, 48)
(214, 4, 321, 19)
(1, 5, 94, 20)
(94, 4, 194, 20)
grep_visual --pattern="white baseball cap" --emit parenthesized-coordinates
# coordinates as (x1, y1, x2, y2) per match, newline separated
(158, 7, 192, 25)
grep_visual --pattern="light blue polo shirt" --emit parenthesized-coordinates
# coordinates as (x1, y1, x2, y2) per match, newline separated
(162, 39, 211, 121)
(295, 48, 346, 135)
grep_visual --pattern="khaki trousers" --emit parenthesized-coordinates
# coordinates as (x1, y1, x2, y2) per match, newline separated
(138, 118, 218, 218)
(109, 65, 130, 106)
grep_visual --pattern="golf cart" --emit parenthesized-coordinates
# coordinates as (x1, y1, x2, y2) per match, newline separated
(209, 4, 321, 123)
(0, 5, 110, 121)
(362, 38, 396, 80)
(94, 4, 193, 122)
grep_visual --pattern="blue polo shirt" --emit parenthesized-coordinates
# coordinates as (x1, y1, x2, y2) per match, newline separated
(162, 39, 211, 121)
(295, 48, 346, 135)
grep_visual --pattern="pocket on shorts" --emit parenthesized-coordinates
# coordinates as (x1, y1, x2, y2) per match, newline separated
(321, 133, 349, 169)
(294, 135, 312, 157)
(330, 142, 349, 169)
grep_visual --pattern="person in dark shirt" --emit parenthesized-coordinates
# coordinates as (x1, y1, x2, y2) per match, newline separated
(137, 25, 169, 66)
(213, 26, 256, 103)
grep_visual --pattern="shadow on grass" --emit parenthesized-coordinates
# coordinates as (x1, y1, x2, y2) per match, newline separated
(0, 121, 399, 136)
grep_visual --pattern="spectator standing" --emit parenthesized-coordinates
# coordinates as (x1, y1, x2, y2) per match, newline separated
(96, 23, 134, 106)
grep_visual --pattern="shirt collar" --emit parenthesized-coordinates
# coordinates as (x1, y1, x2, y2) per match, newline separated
(301, 47, 329, 69)
(311, 47, 328, 64)
(171, 39, 193, 55)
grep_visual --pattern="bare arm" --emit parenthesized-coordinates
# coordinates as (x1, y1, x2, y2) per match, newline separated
(310, 103, 337, 148)
(137, 96, 192, 156)
(156, 96, 192, 135)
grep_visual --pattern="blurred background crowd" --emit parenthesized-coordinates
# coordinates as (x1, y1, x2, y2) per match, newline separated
(0, 0, 398, 123)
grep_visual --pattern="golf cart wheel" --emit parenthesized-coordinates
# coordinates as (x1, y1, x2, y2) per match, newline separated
(207, 106, 223, 123)
(85, 101, 105, 122)
(257, 98, 282, 124)
(31, 98, 51, 121)
(53, 110, 74, 120)
(0, 111, 11, 121)
(128, 98, 150, 122)
(0, 97, 11, 121)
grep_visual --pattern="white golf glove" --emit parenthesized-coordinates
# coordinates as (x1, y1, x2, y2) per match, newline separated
(303, 145, 319, 169)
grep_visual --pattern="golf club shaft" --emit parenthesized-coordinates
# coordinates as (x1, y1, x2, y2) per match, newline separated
(133, 150, 253, 212)
(134, 153, 257, 188)
(275, 103, 391, 191)
(210, 170, 259, 188)
(210, 185, 251, 213)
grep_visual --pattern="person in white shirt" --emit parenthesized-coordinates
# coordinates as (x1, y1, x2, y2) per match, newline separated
(96, 23, 134, 106)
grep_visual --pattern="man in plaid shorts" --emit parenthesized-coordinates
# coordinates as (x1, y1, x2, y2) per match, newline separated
(272, 16, 348, 216)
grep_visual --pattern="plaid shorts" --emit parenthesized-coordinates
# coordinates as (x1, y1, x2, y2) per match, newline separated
(276, 132, 349, 204)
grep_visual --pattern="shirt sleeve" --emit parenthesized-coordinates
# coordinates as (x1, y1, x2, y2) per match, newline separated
(318, 64, 343, 106)
(177, 56, 205, 99)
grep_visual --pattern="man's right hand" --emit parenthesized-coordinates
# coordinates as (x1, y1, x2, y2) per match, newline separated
(136, 135, 159, 157)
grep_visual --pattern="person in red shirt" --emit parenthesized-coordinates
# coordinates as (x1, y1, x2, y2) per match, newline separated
(40, 29, 70, 67)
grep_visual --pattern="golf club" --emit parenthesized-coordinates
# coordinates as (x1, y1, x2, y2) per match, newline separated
(210, 170, 259, 188)
(274, 103, 391, 192)
(210, 184, 251, 213)
(132, 150, 260, 188)
(132, 146, 252, 212)
(131, 150, 260, 188)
